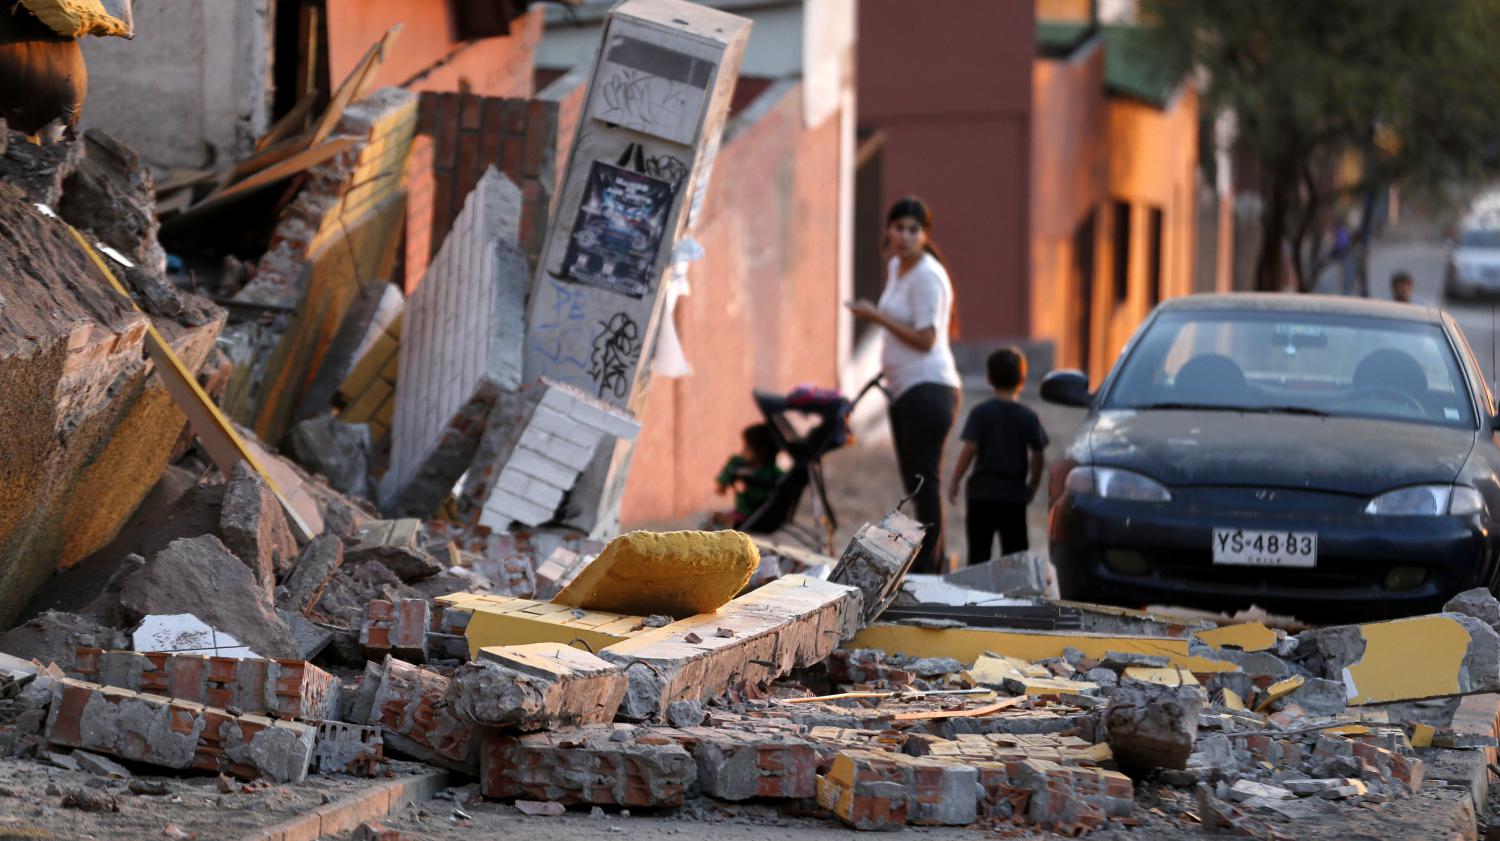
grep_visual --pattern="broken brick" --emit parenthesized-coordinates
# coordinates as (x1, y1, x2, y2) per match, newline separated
(480, 724, 694, 807)
(450, 643, 625, 730)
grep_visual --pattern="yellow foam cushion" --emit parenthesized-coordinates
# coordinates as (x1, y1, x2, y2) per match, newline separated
(552, 530, 759, 618)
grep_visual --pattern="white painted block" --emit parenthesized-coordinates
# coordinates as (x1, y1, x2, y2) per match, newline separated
(498, 469, 566, 510)
(381, 167, 527, 513)
(507, 446, 582, 489)
(484, 488, 557, 527)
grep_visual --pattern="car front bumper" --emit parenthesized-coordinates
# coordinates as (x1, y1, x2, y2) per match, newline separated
(1048, 490, 1498, 620)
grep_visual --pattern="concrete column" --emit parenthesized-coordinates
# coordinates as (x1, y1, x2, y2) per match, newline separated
(522, 0, 752, 535)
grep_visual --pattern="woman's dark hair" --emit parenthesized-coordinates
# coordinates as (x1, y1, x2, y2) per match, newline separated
(886, 196, 958, 339)
(742, 423, 779, 465)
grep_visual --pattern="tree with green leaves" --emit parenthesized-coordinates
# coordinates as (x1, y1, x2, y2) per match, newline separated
(1146, 0, 1500, 292)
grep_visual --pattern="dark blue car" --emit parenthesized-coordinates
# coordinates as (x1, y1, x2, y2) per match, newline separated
(1041, 293, 1500, 621)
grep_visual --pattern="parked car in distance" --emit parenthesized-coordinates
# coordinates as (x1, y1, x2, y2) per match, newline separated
(1042, 293, 1500, 621)
(1444, 193, 1500, 299)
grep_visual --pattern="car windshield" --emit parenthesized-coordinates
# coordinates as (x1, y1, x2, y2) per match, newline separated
(1461, 228, 1500, 248)
(1104, 309, 1476, 429)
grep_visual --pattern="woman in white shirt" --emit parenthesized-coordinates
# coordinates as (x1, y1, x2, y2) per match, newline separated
(847, 197, 963, 573)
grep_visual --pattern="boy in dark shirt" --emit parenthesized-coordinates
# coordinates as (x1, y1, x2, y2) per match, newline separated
(948, 348, 1048, 564)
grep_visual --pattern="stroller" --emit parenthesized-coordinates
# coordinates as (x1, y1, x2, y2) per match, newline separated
(733, 376, 887, 555)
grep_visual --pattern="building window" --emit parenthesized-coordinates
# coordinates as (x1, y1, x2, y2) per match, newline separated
(1112, 200, 1131, 304)
(1147, 207, 1164, 307)
(1073, 209, 1097, 375)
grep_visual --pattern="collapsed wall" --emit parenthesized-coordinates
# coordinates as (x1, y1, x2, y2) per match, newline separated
(0, 139, 224, 627)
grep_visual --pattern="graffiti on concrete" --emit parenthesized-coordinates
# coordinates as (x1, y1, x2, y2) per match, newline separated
(589, 311, 642, 399)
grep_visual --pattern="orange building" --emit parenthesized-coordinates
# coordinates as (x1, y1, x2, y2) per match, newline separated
(859, 2, 1229, 382)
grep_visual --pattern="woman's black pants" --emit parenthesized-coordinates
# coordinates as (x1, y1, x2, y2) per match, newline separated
(888, 382, 960, 574)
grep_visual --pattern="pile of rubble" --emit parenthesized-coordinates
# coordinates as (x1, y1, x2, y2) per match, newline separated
(4, 501, 1500, 838)
(2, 1, 1500, 838)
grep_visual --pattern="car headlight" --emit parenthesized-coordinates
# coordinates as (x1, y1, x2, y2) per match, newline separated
(1064, 466, 1172, 502)
(1365, 485, 1486, 516)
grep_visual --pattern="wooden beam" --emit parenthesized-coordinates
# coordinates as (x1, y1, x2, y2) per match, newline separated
(62, 222, 312, 540)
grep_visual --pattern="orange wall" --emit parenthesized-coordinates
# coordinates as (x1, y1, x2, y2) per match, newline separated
(858, 0, 1034, 340)
(621, 83, 842, 525)
(1102, 87, 1199, 370)
(326, 2, 542, 98)
(1029, 44, 1109, 377)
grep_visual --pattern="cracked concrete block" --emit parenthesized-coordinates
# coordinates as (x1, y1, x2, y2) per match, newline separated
(449, 643, 626, 730)
(278, 534, 345, 615)
(942, 551, 1048, 597)
(346, 519, 442, 582)
(220, 460, 300, 593)
(45, 677, 314, 782)
(70, 647, 339, 721)
(1104, 682, 1205, 771)
(1285, 677, 1348, 717)
(0, 128, 83, 204)
(117, 535, 298, 660)
(1295, 613, 1500, 705)
(0, 611, 127, 672)
(552, 530, 759, 619)
(0, 183, 223, 628)
(365, 656, 474, 773)
(600, 575, 862, 721)
(480, 724, 695, 806)
(1444, 588, 1500, 635)
(310, 719, 383, 777)
(59, 129, 166, 274)
(816, 749, 979, 828)
(289, 415, 372, 499)
(829, 511, 925, 625)
(359, 598, 430, 662)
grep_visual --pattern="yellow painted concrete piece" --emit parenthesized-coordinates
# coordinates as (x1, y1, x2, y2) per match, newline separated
(1123, 667, 1199, 687)
(1221, 688, 1246, 710)
(552, 530, 759, 618)
(1255, 675, 1306, 711)
(967, 655, 1049, 687)
(1344, 615, 1475, 706)
(1076, 743, 1114, 763)
(1194, 622, 1276, 652)
(1324, 725, 1370, 736)
(458, 596, 646, 659)
(1409, 723, 1435, 748)
(1014, 677, 1100, 697)
(849, 624, 1240, 673)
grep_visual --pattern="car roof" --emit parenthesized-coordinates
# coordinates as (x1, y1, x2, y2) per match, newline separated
(1156, 293, 1446, 325)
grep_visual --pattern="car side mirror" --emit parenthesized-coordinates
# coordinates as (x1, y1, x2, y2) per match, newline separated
(1041, 369, 1093, 408)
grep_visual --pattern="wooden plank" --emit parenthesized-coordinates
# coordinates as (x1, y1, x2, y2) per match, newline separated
(62, 223, 312, 541)
(256, 91, 319, 153)
(154, 168, 216, 197)
(890, 697, 1025, 722)
(172, 137, 357, 221)
(308, 25, 401, 148)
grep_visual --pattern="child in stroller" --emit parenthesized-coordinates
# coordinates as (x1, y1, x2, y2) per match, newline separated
(707, 378, 884, 555)
(710, 424, 783, 528)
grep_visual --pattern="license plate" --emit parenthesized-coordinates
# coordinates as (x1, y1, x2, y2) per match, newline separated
(1212, 528, 1317, 568)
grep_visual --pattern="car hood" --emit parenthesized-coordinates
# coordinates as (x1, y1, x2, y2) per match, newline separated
(1453, 246, 1500, 271)
(1087, 410, 1475, 495)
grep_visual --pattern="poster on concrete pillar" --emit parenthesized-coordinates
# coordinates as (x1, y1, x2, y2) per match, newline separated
(556, 161, 674, 299)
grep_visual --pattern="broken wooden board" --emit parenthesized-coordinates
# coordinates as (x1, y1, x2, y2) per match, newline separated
(63, 222, 311, 540)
